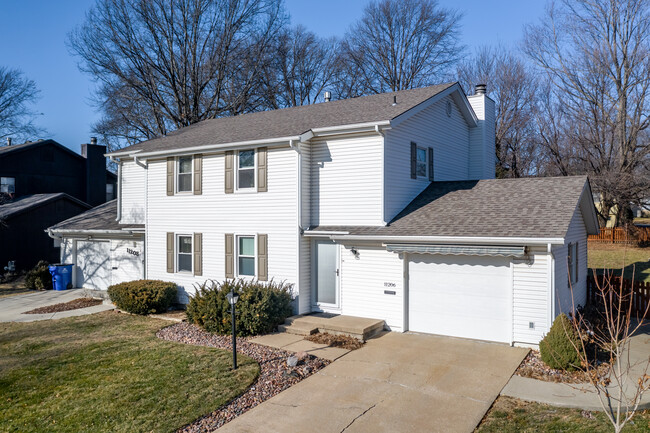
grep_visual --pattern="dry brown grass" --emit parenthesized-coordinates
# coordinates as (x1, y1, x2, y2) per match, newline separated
(305, 332, 365, 350)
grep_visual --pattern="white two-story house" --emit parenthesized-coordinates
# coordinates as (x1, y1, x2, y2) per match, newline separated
(49, 83, 598, 346)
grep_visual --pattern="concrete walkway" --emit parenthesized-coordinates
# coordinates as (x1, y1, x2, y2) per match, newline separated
(250, 332, 350, 361)
(502, 324, 650, 411)
(221, 332, 528, 433)
(0, 289, 114, 322)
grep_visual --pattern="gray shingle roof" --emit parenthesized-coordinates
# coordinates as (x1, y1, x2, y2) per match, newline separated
(49, 200, 144, 232)
(110, 83, 456, 155)
(310, 176, 591, 239)
(0, 193, 89, 219)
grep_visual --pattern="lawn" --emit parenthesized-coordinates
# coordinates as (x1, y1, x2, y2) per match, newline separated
(476, 396, 650, 432)
(588, 242, 650, 283)
(0, 311, 259, 433)
(0, 275, 33, 298)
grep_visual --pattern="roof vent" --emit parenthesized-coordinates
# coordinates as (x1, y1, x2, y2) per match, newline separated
(323, 91, 331, 102)
(475, 84, 487, 95)
(90, 136, 97, 145)
(392, 95, 397, 106)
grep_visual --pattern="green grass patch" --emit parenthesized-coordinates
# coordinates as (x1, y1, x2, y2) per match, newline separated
(0, 311, 259, 433)
(476, 396, 650, 432)
(588, 243, 650, 283)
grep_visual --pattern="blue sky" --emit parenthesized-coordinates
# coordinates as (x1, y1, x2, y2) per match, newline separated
(0, 0, 546, 154)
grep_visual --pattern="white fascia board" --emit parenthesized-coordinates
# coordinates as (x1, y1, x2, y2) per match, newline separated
(49, 229, 143, 237)
(303, 230, 351, 237)
(390, 83, 478, 129)
(327, 234, 566, 246)
(579, 180, 600, 235)
(308, 120, 391, 138)
(115, 136, 300, 159)
(105, 149, 142, 158)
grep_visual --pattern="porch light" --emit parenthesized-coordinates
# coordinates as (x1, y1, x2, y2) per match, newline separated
(226, 288, 239, 370)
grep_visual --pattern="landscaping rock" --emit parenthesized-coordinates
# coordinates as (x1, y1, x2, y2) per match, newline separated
(156, 322, 329, 432)
(295, 351, 309, 361)
(287, 355, 298, 367)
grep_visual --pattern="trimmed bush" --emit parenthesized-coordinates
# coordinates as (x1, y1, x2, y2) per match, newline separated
(540, 313, 584, 371)
(24, 260, 52, 290)
(186, 279, 294, 336)
(108, 279, 177, 315)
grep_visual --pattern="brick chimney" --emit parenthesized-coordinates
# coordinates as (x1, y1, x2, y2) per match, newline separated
(81, 137, 107, 206)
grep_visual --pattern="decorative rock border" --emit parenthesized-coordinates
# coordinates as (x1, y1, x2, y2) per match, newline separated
(157, 323, 330, 432)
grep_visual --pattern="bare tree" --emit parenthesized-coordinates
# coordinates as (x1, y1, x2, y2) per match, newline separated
(458, 47, 539, 178)
(524, 0, 650, 226)
(567, 269, 650, 433)
(69, 0, 285, 151)
(0, 67, 42, 141)
(342, 0, 463, 94)
(260, 26, 339, 108)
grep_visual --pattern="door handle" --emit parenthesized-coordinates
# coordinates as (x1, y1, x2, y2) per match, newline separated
(336, 269, 339, 276)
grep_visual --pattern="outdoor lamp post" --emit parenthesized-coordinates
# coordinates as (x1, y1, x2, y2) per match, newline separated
(225, 288, 239, 370)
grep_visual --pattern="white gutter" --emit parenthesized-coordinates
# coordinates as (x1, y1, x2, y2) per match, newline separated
(322, 234, 566, 246)
(134, 155, 147, 168)
(49, 229, 143, 235)
(47, 228, 61, 240)
(104, 149, 142, 158)
(308, 120, 391, 136)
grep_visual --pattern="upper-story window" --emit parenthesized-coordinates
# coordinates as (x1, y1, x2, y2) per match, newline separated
(1, 177, 15, 193)
(416, 147, 427, 178)
(106, 183, 114, 201)
(177, 157, 193, 192)
(237, 150, 256, 190)
(568, 242, 579, 284)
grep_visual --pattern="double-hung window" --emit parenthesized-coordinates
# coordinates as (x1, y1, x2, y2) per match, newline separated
(237, 235, 256, 277)
(177, 157, 192, 192)
(416, 147, 427, 178)
(177, 235, 193, 272)
(237, 150, 255, 190)
(1, 177, 15, 193)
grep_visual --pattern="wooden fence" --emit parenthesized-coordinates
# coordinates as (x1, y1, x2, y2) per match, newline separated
(588, 226, 650, 244)
(587, 275, 650, 318)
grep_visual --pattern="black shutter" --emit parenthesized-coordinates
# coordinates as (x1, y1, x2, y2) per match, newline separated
(410, 142, 417, 179)
(428, 147, 434, 181)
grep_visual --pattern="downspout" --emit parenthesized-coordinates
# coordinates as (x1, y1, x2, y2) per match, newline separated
(375, 124, 387, 226)
(110, 156, 122, 222)
(134, 155, 148, 280)
(290, 139, 303, 313)
(548, 243, 556, 330)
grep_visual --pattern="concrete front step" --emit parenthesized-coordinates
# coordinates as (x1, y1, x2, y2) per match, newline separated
(282, 313, 385, 341)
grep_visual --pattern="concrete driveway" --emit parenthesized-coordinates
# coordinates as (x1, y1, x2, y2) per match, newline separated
(0, 289, 113, 322)
(220, 332, 528, 433)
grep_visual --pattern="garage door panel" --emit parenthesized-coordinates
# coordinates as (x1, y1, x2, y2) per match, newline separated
(408, 255, 511, 343)
(76, 241, 111, 291)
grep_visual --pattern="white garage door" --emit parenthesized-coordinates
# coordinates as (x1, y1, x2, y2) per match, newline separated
(75, 241, 111, 291)
(408, 255, 511, 343)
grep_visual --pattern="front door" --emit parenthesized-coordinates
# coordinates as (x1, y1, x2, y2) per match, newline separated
(314, 241, 339, 309)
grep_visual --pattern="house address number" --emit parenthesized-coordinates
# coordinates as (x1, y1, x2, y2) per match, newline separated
(127, 248, 140, 257)
(384, 282, 396, 287)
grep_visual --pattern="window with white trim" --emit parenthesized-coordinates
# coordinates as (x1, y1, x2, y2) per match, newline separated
(106, 183, 114, 201)
(1, 177, 15, 193)
(416, 147, 427, 178)
(237, 150, 255, 190)
(177, 157, 192, 192)
(177, 235, 193, 272)
(237, 235, 256, 277)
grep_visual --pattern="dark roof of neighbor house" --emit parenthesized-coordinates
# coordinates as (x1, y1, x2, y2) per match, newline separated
(49, 200, 144, 232)
(110, 83, 457, 155)
(310, 176, 594, 239)
(0, 193, 90, 220)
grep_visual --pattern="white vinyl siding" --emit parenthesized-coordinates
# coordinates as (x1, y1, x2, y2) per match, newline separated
(512, 246, 550, 345)
(120, 160, 146, 224)
(554, 206, 588, 316)
(384, 95, 472, 222)
(310, 134, 384, 226)
(110, 239, 144, 285)
(145, 147, 298, 303)
(339, 244, 403, 330)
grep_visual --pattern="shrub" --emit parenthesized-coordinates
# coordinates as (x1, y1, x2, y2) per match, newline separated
(540, 313, 584, 371)
(108, 279, 177, 315)
(186, 279, 294, 336)
(24, 260, 52, 290)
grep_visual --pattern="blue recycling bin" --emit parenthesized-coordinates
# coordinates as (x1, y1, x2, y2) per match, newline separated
(49, 264, 73, 291)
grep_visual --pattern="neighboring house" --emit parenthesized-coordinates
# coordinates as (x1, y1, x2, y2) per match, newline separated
(49, 83, 599, 346)
(0, 138, 117, 270)
(0, 194, 90, 268)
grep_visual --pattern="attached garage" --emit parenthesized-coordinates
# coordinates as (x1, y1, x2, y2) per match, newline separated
(407, 254, 512, 343)
(75, 240, 112, 290)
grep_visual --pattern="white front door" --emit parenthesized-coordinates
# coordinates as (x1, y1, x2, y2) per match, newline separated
(75, 240, 112, 290)
(408, 254, 512, 343)
(313, 241, 339, 310)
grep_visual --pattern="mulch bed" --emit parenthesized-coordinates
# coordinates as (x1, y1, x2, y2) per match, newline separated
(515, 349, 611, 384)
(23, 298, 103, 314)
(304, 332, 365, 350)
(157, 323, 330, 432)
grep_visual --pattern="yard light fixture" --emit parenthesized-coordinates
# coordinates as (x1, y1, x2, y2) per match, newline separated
(226, 288, 239, 370)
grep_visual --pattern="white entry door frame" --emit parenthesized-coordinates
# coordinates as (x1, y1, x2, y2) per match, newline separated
(312, 240, 340, 312)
